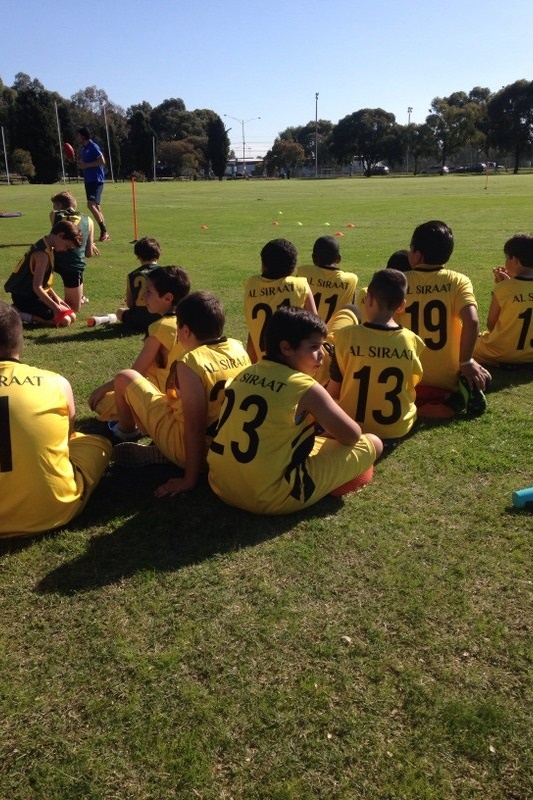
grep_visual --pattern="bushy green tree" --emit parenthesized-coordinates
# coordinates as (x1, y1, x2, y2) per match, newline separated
(487, 80, 533, 173)
(331, 108, 397, 176)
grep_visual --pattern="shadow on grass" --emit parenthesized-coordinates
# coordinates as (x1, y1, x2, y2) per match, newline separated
(483, 363, 533, 394)
(33, 463, 343, 595)
(30, 325, 141, 345)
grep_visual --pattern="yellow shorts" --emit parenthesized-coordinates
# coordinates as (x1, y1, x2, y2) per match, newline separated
(125, 376, 186, 466)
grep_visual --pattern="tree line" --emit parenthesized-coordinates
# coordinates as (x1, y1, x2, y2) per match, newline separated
(1, 73, 533, 182)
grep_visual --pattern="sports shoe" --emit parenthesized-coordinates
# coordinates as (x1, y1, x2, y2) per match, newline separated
(457, 374, 487, 417)
(107, 421, 142, 441)
(113, 442, 169, 467)
(99, 232, 111, 242)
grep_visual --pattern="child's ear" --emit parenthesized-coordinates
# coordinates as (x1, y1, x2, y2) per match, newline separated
(279, 339, 292, 357)
(409, 248, 423, 267)
(396, 298, 406, 314)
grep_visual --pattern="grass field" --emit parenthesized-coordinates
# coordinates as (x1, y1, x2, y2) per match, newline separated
(0, 175, 532, 799)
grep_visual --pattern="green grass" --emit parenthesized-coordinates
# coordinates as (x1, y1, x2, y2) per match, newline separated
(1, 175, 533, 799)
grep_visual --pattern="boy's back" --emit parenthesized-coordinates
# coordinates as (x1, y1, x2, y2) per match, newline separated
(474, 276, 533, 365)
(331, 322, 424, 439)
(243, 273, 309, 358)
(395, 265, 476, 391)
(297, 264, 357, 326)
(208, 358, 317, 513)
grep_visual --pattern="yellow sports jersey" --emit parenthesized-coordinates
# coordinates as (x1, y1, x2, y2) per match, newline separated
(243, 274, 309, 358)
(315, 305, 360, 387)
(145, 314, 178, 390)
(126, 337, 250, 466)
(331, 323, 425, 439)
(356, 287, 369, 323)
(297, 265, 357, 325)
(395, 266, 477, 391)
(0, 360, 110, 536)
(208, 359, 377, 515)
(474, 277, 533, 365)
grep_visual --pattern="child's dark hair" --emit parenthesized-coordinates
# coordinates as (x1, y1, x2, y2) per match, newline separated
(146, 266, 190, 306)
(260, 239, 298, 279)
(312, 236, 341, 267)
(0, 301, 23, 355)
(51, 219, 83, 247)
(264, 306, 327, 361)
(177, 291, 225, 341)
(77, 126, 91, 140)
(503, 233, 533, 268)
(134, 237, 161, 262)
(386, 249, 410, 272)
(368, 269, 407, 312)
(411, 220, 454, 265)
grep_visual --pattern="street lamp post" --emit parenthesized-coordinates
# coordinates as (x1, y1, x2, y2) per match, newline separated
(224, 114, 261, 175)
(315, 92, 319, 178)
(406, 107, 413, 174)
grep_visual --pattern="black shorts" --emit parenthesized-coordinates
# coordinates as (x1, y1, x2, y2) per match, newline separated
(85, 182, 104, 204)
(54, 264, 84, 288)
(12, 293, 54, 321)
(121, 306, 162, 334)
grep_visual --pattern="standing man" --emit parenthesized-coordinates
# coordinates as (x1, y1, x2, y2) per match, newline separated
(77, 126, 110, 242)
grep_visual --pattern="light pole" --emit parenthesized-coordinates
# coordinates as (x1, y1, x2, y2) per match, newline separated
(406, 107, 413, 174)
(315, 92, 319, 178)
(224, 114, 260, 175)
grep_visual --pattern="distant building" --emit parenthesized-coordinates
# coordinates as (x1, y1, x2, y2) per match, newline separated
(225, 158, 264, 178)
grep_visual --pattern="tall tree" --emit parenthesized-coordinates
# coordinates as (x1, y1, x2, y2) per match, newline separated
(206, 117, 230, 180)
(487, 80, 533, 173)
(330, 108, 397, 176)
(124, 110, 156, 178)
(426, 92, 483, 167)
(149, 98, 187, 140)
(12, 77, 60, 182)
(264, 139, 305, 176)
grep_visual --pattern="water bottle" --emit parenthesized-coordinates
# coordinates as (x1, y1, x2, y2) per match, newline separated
(512, 487, 533, 509)
(87, 313, 118, 327)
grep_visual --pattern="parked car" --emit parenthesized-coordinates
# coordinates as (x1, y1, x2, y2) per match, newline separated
(454, 163, 487, 173)
(421, 165, 449, 175)
(370, 163, 390, 175)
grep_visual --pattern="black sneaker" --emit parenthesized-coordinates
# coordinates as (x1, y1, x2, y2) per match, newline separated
(457, 374, 487, 417)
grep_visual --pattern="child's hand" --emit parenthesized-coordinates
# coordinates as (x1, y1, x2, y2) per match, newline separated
(88, 384, 107, 412)
(154, 476, 195, 498)
(493, 267, 510, 282)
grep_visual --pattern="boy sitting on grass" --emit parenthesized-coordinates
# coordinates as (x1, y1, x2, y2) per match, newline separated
(243, 238, 317, 362)
(474, 233, 533, 367)
(88, 266, 190, 421)
(111, 291, 251, 498)
(395, 220, 490, 418)
(297, 235, 358, 325)
(207, 306, 382, 515)
(328, 269, 425, 447)
(5, 220, 82, 327)
(0, 302, 111, 537)
(116, 237, 163, 333)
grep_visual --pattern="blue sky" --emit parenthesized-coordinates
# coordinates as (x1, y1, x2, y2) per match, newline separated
(1, 0, 532, 157)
